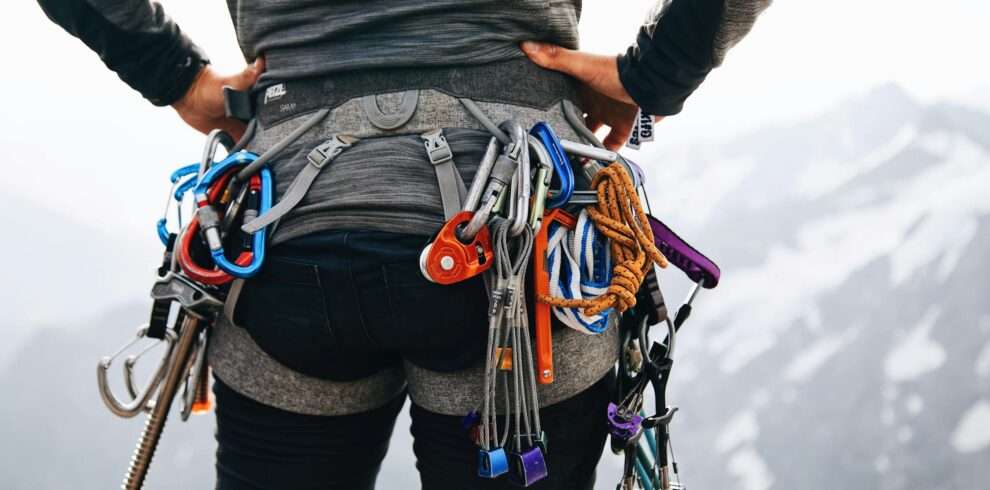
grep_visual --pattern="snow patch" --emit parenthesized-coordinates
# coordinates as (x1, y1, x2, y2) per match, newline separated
(794, 124, 917, 199)
(727, 447, 775, 490)
(890, 213, 978, 285)
(884, 307, 945, 382)
(716, 411, 760, 454)
(951, 400, 990, 453)
(720, 332, 776, 374)
(784, 328, 858, 382)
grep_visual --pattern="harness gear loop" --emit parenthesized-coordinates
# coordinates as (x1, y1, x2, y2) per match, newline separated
(539, 163, 668, 317)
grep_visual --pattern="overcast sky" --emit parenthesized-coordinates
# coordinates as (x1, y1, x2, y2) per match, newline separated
(1, 0, 987, 245)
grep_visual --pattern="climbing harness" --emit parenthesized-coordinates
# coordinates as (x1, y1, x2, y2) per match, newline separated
(98, 71, 723, 489)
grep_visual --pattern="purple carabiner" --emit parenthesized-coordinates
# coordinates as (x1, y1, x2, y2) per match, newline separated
(648, 216, 721, 288)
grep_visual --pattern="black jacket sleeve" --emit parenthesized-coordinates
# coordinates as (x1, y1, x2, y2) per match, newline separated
(37, 0, 209, 106)
(618, 0, 770, 116)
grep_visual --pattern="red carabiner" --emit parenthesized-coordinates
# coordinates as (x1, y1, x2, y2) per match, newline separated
(176, 173, 259, 285)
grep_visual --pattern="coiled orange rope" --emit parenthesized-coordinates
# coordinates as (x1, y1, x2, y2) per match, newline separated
(538, 163, 668, 316)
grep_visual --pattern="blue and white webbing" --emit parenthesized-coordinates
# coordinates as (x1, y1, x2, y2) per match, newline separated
(545, 210, 614, 334)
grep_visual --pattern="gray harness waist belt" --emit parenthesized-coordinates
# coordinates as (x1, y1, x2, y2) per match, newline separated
(241, 89, 586, 234)
(252, 57, 580, 128)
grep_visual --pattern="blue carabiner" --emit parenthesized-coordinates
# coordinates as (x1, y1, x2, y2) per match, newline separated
(170, 163, 199, 183)
(192, 151, 257, 200)
(157, 163, 202, 245)
(530, 122, 574, 208)
(210, 166, 272, 278)
(191, 150, 270, 278)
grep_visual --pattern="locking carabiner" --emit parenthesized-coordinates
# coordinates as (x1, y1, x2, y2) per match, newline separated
(178, 151, 272, 281)
(529, 122, 574, 208)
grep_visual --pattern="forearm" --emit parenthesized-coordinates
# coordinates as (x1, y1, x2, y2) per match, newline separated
(618, 0, 771, 116)
(37, 0, 208, 106)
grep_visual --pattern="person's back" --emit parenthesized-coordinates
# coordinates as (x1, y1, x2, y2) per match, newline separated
(38, 1, 770, 488)
(228, 0, 581, 84)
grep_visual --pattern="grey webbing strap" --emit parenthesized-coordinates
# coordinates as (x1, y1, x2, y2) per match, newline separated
(223, 279, 245, 324)
(241, 134, 358, 234)
(421, 129, 467, 220)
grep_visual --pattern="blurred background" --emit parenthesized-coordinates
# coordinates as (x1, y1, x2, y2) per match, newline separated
(2, 1, 988, 489)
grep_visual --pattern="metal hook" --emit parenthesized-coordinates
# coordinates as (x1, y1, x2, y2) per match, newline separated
(199, 129, 236, 179)
(97, 325, 177, 418)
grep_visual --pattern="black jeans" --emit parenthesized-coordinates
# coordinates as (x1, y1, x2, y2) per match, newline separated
(214, 374, 612, 490)
(217, 230, 612, 489)
(232, 231, 491, 380)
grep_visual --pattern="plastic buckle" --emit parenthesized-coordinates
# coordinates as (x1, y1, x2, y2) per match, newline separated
(307, 135, 356, 169)
(422, 129, 453, 165)
(509, 445, 549, 487)
(478, 448, 509, 479)
(223, 86, 255, 122)
(607, 402, 644, 442)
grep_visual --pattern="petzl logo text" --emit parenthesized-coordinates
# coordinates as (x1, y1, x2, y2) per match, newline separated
(264, 84, 287, 104)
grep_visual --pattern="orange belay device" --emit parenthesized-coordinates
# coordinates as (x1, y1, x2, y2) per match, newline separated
(532, 208, 577, 384)
(420, 211, 495, 285)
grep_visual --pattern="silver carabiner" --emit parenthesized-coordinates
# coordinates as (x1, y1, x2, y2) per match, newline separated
(527, 139, 554, 232)
(97, 325, 177, 418)
(500, 121, 530, 237)
(199, 129, 236, 179)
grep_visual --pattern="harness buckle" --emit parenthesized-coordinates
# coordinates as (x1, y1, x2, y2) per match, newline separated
(422, 129, 453, 165)
(307, 135, 357, 169)
(150, 272, 224, 319)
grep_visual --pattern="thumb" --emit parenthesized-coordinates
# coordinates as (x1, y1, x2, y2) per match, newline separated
(521, 41, 633, 104)
(225, 57, 265, 91)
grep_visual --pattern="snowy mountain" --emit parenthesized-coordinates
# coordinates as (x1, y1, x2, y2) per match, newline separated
(601, 84, 990, 490)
